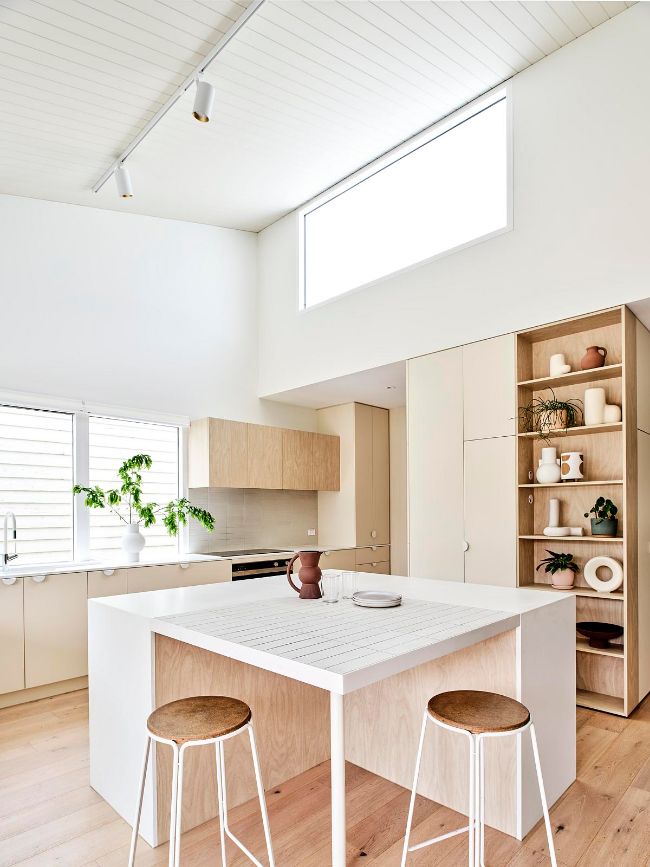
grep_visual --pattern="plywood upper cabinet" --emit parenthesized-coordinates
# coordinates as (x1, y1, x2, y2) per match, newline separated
(24, 571, 88, 688)
(463, 334, 516, 440)
(0, 578, 24, 695)
(189, 418, 339, 491)
(248, 424, 283, 489)
(188, 418, 248, 489)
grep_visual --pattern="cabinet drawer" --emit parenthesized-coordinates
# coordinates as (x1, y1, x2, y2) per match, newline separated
(128, 561, 231, 593)
(24, 572, 88, 688)
(0, 577, 24, 695)
(321, 549, 356, 571)
(355, 546, 390, 566)
(357, 561, 391, 575)
(88, 568, 128, 599)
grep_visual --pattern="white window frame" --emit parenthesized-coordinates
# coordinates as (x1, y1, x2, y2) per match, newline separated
(298, 83, 513, 312)
(0, 387, 189, 564)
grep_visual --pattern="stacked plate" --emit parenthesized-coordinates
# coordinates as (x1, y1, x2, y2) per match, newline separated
(352, 590, 402, 609)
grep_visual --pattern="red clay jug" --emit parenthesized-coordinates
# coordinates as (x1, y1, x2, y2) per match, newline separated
(581, 346, 607, 370)
(287, 550, 322, 599)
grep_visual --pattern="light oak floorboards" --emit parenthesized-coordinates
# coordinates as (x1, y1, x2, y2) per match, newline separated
(1, 690, 650, 866)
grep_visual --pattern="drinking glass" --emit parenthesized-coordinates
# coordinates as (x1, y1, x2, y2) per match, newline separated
(321, 571, 342, 603)
(341, 571, 357, 599)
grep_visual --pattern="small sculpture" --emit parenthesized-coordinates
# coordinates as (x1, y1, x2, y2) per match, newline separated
(549, 353, 571, 377)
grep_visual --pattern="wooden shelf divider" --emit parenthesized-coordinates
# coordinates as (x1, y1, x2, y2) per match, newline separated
(518, 480, 623, 488)
(518, 363, 623, 391)
(576, 689, 625, 716)
(524, 583, 624, 601)
(519, 535, 623, 543)
(576, 637, 624, 658)
(517, 422, 622, 438)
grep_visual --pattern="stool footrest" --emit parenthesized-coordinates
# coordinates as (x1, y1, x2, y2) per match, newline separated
(224, 826, 266, 867)
(408, 824, 471, 852)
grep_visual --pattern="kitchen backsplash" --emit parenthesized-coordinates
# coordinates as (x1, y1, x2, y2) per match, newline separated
(187, 488, 318, 552)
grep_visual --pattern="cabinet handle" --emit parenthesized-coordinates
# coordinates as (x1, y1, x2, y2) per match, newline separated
(1, 576, 17, 586)
(180, 563, 190, 570)
(372, 562, 378, 567)
(463, 541, 469, 552)
(31, 574, 46, 583)
(371, 530, 377, 539)
(103, 569, 115, 577)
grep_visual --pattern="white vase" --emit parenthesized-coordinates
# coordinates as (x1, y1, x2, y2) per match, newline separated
(122, 523, 145, 563)
(584, 388, 606, 425)
(561, 451, 584, 481)
(536, 447, 561, 484)
(548, 498, 560, 528)
(603, 403, 622, 423)
(549, 353, 571, 377)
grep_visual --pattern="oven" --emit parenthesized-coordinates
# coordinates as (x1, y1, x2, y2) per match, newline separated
(230, 556, 292, 581)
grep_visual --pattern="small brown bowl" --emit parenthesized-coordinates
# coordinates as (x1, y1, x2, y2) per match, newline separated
(576, 621, 624, 649)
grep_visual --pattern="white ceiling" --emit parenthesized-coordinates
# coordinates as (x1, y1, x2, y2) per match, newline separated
(0, 0, 635, 231)
(265, 359, 406, 409)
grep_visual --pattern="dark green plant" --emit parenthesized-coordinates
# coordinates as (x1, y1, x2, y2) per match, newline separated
(73, 454, 214, 536)
(518, 389, 583, 442)
(584, 497, 618, 524)
(536, 550, 580, 576)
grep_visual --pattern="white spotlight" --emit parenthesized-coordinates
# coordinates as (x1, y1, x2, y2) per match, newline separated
(115, 164, 133, 198)
(193, 79, 215, 123)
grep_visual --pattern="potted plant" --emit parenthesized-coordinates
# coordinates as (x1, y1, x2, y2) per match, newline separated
(536, 550, 580, 590)
(584, 497, 619, 537)
(73, 454, 214, 562)
(519, 389, 583, 442)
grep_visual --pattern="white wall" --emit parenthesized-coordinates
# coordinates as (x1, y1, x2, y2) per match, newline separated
(258, 5, 650, 399)
(0, 195, 314, 429)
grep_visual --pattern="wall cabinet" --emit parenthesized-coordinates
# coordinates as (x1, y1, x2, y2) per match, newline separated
(0, 578, 24, 694)
(127, 560, 231, 593)
(463, 335, 516, 440)
(24, 571, 88, 689)
(317, 403, 390, 548)
(189, 417, 339, 491)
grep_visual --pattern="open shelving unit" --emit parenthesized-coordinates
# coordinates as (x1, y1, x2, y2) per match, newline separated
(515, 306, 644, 717)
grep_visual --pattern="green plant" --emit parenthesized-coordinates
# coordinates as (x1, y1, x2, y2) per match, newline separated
(518, 389, 583, 442)
(536, 550, 580, 576)
(584, 497, 618, 524)
(73, 454, 214, 536)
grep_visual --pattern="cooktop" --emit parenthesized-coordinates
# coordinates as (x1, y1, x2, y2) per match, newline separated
(208, 548, 292, 557)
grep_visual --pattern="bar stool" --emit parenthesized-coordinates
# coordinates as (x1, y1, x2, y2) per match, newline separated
(401, 690, 557, 867)
(128, 695, 275, 867)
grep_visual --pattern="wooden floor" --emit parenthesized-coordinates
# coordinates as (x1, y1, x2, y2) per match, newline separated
(1, 691, 649, 866)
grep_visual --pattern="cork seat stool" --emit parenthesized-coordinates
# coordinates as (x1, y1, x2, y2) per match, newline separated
(128, 695, 275, 867)
(401, 690, 557, 867)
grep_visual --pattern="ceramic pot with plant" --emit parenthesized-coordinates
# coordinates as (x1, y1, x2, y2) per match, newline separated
(73, 454, 214, 563)
(536, 550, 579, 590)
(584, 497, 619, 537)
(519, 389, 583, 442)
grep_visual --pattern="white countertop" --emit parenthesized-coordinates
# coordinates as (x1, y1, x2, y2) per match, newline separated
(0, 551, 228, 579)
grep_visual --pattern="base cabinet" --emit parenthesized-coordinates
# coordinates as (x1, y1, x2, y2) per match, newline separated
(24, 571, 88, 689)
(321, 549, 357, 571)
(127, 560, 231, 593)
(88, 568, 128, 599)
(0, 578, 25, 694)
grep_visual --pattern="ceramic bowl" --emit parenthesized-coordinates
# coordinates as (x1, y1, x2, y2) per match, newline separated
(576, 621, 623, 649)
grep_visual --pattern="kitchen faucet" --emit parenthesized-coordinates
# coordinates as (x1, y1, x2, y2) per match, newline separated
(2, 512, 18, 568)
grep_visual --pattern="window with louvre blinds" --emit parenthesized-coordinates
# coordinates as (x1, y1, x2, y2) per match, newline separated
(88, 416, 180, 559)
(0, 406, 74, 564)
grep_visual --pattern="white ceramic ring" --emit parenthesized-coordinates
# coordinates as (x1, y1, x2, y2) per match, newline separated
(584, 556, 624, 593)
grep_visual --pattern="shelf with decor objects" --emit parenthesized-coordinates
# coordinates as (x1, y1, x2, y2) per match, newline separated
(515, 305, 650, 718)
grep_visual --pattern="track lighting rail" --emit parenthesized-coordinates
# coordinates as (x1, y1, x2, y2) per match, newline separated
(91, 0, 266, 195)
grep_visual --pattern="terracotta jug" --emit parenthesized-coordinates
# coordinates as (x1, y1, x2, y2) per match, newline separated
(581, 346, 607, 370)
(287, 550, 322, 599)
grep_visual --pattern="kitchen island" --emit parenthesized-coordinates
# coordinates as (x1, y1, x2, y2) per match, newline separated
(88, 572, 575, 865)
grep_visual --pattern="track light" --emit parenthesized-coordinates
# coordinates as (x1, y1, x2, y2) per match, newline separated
(114, 163, 133, 198)
(193, 79, 215, 123)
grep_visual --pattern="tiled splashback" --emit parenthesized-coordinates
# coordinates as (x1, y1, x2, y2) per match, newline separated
(187, 488, 318, 553)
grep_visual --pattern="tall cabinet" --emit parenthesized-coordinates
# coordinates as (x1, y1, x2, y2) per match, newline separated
(407, 334, 517, 584)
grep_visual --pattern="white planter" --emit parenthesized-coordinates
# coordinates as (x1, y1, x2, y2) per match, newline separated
(122, 523, 146, 563)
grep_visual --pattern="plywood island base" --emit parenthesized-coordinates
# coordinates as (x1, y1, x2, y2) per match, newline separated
(154, 629, 518, 844)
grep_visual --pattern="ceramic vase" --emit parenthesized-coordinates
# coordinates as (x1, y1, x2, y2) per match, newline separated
(584, 388, 606, 425)
(536, 447, 561, 484)
(122, 523, 146, 563)
(549, 353, 571, 377)
(551, 568, 576, 590)
(561, 451, 584, 481)
(603, 404, 622, 423)
(581, 346, 607, 370)
(548, 498, 560, 528)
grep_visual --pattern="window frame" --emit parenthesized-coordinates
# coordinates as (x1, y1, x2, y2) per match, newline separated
(0, 388, 189, 565)
(298, 84, 513, 312)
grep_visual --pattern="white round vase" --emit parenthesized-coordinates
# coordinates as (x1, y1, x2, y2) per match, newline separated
(122, 523, 146, 563)
(536, 447, 562, 484)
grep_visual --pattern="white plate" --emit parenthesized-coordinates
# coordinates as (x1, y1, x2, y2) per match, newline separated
(353, 590, 402, 608)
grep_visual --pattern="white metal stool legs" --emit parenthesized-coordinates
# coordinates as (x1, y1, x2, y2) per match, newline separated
(401, 715, 557, 867)
(128, 723, 274, 867)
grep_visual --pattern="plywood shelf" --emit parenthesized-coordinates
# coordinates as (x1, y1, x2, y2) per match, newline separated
(518, 364, 623, 391)
(519, 535, 624, 543)
(524, 583, 624, 601)
(518, 480, 623, 488)
(576, 689, 625, 716)
(576, 637, 624, 658)
(517, 422, 622, 438)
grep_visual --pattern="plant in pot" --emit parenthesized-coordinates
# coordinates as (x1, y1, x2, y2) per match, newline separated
(73, 454, 214, 563)
(584, 497, 619, 537)
(519, 389, 583, 443)
(536, 550, 580, 590)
